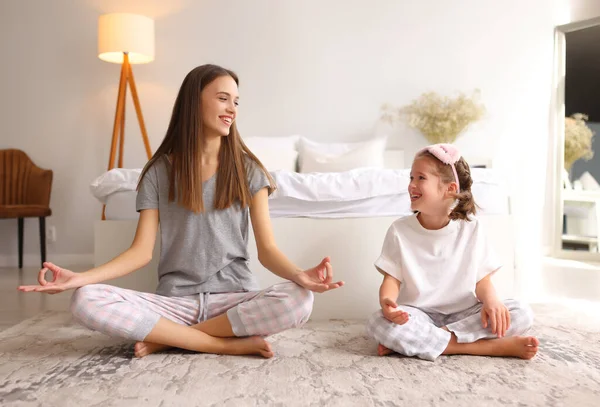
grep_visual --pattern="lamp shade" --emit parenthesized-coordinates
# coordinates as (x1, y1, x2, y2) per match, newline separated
(98, 13, 154, 64)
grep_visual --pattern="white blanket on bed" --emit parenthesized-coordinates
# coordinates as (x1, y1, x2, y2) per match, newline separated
(91, 168, 411, 204)
(91, 167, 508, 213)
(270, 169, 408, 201)
(270, 168, 504, 201)
(90, 168, 142, 204)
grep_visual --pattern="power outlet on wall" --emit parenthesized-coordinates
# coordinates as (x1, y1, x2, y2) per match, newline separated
(46, 226, 57, 243)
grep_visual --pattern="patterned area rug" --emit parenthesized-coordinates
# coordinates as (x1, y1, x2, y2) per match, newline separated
(1, 302, 599, 406)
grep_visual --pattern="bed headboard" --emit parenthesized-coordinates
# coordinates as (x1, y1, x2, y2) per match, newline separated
(466, 157, 493, 168)
(383, 151, 492, 171)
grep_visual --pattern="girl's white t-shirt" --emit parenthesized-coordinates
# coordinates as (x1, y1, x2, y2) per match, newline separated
(375, 213, 502, 315)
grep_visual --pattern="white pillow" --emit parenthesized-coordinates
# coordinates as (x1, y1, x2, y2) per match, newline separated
(243, 135, 299, 151)
(299, 137, 387, 173)
(299, 137, 367, 156)
(251, 149, 299, 172)
(243, 135, 300, 172)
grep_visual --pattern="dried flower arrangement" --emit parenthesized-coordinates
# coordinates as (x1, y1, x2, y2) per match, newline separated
(382, 90, 485, 143)
(564, 113, 595, 170)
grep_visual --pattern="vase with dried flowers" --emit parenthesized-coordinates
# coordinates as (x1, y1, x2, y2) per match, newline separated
(382, 90, 485, 144)
(564, 113, 594, 170)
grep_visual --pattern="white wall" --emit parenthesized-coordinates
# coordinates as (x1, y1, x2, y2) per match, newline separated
(1, 0, 559, 300)
(559, 0, 600, 24)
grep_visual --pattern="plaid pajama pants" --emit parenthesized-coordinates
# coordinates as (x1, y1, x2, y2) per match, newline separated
(367, 299, 534, 361)
(70, 282, 314, 342)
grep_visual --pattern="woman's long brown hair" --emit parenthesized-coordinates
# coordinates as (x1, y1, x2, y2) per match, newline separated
(137, 64, 275, 213)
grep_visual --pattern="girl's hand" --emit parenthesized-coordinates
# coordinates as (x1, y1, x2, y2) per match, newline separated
(293, 257, 344, 293)
(17, 262, 84, 294)
(481, 299, 511, 337)
(382, 298, 410, 325)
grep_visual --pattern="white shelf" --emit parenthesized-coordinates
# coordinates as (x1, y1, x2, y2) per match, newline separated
(562, 189, 600, 252)
(562, 234, 597, 244)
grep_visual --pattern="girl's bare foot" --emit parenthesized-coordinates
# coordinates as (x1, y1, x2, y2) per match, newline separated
(494, 336, 539, 360)
(444, 335, 539, 359)
(377, 343, 394, 356)
(134, 341, 171, 358)
(134, 336, 273, 359)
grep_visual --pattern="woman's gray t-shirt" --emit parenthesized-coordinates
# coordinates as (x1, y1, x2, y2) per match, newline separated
(136, 155, 271, 297)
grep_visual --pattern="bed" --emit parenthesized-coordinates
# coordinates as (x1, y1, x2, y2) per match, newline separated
(92, 137, 515, 320)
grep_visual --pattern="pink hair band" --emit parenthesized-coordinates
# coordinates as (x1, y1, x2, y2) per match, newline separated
(419, 143, 461, 193)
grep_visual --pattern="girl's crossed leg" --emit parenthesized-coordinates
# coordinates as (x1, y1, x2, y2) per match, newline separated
(367, 300, 538, 361)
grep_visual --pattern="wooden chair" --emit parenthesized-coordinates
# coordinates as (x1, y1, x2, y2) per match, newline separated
(0, 149, 53, 268)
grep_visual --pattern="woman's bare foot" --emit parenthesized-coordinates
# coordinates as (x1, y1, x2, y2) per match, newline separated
(226, 336, 274, 358)
(134, 341, 171, 358)
(377, 343, 394, 356)
(493, 336, 539, 360)
(134, 336, 273, 359)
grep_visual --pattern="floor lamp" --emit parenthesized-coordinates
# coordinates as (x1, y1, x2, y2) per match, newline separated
(98, 13, 154, 219)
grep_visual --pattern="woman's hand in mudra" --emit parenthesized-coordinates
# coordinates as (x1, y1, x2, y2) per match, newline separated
(293, 257, 344, 293)
(17, 262, 84, 294)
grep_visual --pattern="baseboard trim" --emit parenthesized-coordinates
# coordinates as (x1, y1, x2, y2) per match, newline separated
(0, 254, 94, 268)
(541, 256, 600, 302)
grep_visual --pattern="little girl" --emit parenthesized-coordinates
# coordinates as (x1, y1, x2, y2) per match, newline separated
(19, 64, 343, 359)
(367, 144, 538, 361)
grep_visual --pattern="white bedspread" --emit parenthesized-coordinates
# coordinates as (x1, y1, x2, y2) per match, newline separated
(270, 169, 408, 201)
(90, 168, 142, 205)
(92, 167, 510, 219)
(271, 168, 505, 200)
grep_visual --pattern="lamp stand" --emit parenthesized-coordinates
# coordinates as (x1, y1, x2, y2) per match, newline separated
(102, 52, 152, 220)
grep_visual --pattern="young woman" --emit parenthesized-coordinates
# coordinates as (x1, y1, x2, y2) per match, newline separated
(19, 64, 343, 358)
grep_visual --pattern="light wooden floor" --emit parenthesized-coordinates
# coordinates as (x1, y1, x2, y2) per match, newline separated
(0, 265, 91, 331)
